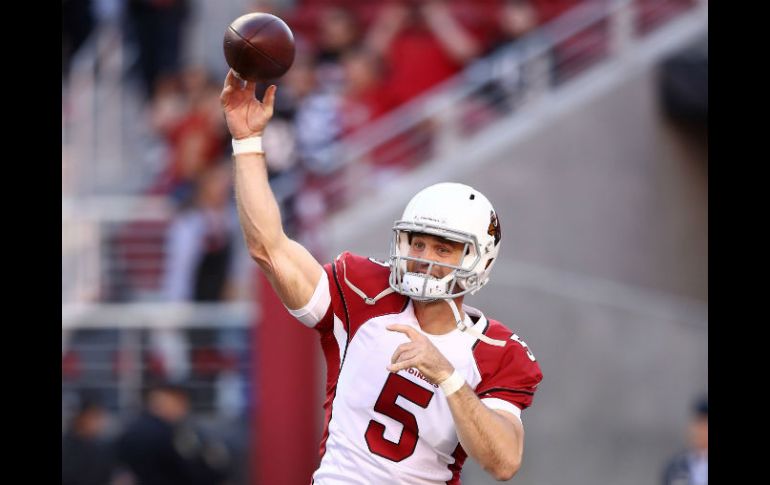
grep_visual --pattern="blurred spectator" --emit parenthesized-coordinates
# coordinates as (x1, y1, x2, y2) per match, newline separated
(149, 66, 213, 135)
(161, 162, 240, 302)
(498, 0, 540, 46)
(366, 0, 482, 107)
(661, 397, 708, 485)
(62, 391, 124, 485)
(337, 46, 428, 184)
(150, 70, 228, 206)
(262, 112, 303, 238)
(62, 0, 95, 79)
(148, 74, 187, 136)
(285, 56, 345, 176)
(339, 48, 396, 134)
(314, 6, 362, 93)
(155, 161, 250, 417)
(473, 0, 544, 116)
(126, 0, 191, 99)
(332, 0, 481, 181)
(151, 162, 240, 382)
(117, 382, 231, 485)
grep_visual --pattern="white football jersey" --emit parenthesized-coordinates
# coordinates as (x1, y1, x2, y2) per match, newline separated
(288, 252, 542, 485)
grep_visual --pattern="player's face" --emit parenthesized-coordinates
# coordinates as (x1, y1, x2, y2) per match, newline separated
(406, 234, 465, 278)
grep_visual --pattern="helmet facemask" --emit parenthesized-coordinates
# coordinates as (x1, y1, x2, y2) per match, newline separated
(388, 221, 482, 301)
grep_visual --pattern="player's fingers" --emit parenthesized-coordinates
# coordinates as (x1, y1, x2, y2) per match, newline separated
(220, 84, 236, 105)
(390, 348, 404, 365)
(390, 343, 415, 364)
(395, 342, 414, 354)
(387, 357, 419, 373)
(225, 69, 246, 90)
(224, 69, 236, 89)
(263, 84, 277, 116)
(393, 350, 418, 365)
(386, 324, 421, 341)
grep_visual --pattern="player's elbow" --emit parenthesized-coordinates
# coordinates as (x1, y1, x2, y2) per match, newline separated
(489, 457, 521, 481)
(247, 243, 270, 265)
(492, 466, 519, 481)
(247, 234, 285, 270)
(250, 252, 273, 275)
(248, 242, 281, 276)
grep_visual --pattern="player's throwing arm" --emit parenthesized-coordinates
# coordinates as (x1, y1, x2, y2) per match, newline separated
(220, 72, 323, 310)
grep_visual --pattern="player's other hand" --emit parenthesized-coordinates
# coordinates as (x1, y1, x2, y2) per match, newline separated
(220, 69, 276, 139)
(387, 324, 454, 385)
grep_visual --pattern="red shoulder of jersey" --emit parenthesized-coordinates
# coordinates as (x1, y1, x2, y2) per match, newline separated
(472, 319, 543, 411)
(317, 251, 408, 337)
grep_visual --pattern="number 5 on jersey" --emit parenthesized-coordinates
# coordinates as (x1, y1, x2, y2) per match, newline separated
(365, 373, 434, 462)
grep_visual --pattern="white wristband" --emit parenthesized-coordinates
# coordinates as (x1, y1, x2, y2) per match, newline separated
(439, 370, 465, 397)
(232, 136, 264, 155)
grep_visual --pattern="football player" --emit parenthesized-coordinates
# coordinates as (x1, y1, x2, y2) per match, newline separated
(221, 71, 543, 484)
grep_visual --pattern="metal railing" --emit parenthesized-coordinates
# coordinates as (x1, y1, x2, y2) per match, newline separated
(62, 302, 256, 427)
(62, 196, 175, 302)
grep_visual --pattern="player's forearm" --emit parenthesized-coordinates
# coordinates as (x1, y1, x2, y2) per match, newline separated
(233, 151, 325, 310)
(446, 385, 523, 481)
(233, 152, 287, 266)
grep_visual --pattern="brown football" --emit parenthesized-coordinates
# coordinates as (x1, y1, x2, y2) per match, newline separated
(223, 13, 295, 82)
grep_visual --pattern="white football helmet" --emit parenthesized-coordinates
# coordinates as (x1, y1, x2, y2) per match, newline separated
(389, 182, 502, 301)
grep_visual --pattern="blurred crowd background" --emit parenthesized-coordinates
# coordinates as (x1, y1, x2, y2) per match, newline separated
(62, 1, 707, 484)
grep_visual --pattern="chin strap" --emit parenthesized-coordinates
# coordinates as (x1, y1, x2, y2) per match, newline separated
(343, 259, 395, 305)
(446, 299, 507, 347)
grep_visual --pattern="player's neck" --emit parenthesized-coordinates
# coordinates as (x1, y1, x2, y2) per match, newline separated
(412, 297, 465, 335)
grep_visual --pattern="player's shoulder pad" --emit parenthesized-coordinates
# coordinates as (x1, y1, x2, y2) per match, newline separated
(332, 251, 406, 321)
(473, 318, 543, 397)
(474, 319, 539, 366)
(334, 251, 390, 287)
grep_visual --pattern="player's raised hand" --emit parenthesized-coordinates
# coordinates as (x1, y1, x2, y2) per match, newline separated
(386, 324, 454, 385)
(220, 69, 276, 139)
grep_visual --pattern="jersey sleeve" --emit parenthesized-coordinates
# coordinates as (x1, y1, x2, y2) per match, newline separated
(474, 324, 543, 418)
(283, 261, 341, 334)
(285, 268, 332, 328)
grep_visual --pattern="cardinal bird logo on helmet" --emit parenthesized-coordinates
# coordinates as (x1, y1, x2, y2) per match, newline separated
(488, 211, 501, 245)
